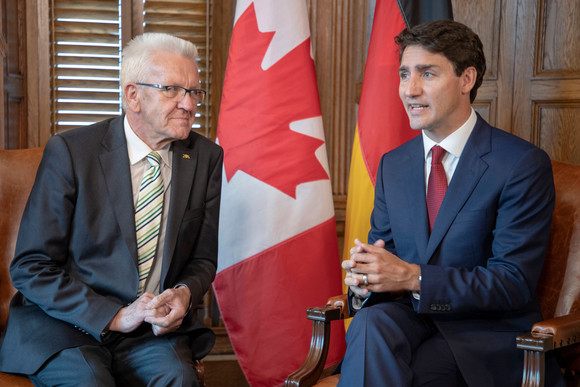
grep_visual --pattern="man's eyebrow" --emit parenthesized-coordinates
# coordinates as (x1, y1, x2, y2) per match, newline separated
(415, 64, 438, 71)
(399, 64, 439, 73)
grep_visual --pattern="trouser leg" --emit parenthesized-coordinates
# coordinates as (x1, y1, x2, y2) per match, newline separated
(337, 298, 436, 387)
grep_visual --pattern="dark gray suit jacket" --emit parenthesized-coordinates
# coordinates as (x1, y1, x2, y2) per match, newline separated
(0, 115, 223, 374)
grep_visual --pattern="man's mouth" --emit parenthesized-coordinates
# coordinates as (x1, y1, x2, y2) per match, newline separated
(409, 104, 429, 111)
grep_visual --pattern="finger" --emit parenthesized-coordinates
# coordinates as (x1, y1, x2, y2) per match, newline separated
(350, 285, 369, 297)
(145, 313, 170, 327)
(349, 241, 363, 255)
(341, 259, 356, 270)
(352, 242, 386, 260)
(151, 324, 168, 336)
(345, 273, 366, 287)
(147, 292, 172, 309)
(373, 239, 386, 248)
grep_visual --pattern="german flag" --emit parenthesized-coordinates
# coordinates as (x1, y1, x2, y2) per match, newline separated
(341, 0, 453, 314)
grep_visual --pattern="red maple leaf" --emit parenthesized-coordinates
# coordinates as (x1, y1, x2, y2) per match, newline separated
(217, 3, 329, 199)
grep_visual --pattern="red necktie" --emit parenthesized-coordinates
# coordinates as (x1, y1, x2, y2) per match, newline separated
(426, 145, 447, 231)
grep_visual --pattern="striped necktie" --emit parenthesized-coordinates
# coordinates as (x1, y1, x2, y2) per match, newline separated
(135, 152, 164, 295)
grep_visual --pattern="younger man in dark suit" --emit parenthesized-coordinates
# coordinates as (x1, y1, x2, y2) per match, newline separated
(338, 20, 564, 387)
(0, 33, 222, 386)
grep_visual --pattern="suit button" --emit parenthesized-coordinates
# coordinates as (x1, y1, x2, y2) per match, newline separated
(430, 304, 437, 311)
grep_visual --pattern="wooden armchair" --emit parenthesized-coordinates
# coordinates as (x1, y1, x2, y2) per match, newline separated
(0, 148, 207, 386)
(0, 148, 43, 386)
(286, 160, 580, 387)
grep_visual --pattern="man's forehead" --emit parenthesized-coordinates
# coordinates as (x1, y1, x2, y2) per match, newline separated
(400, 47, 450, 68)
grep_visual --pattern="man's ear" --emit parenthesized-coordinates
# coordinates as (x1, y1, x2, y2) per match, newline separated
(461, 66, 477, 96)
(124, 83, 141, 112)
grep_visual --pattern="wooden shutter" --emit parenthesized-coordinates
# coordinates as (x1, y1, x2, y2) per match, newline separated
(50, 0, 212, 139)
(50, 0, 122, 134)
(142, 0, 211, 138)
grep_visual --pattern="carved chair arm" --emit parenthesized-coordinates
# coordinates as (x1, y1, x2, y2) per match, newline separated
(531, 311, 580, 349)
(516, 311, 580, 387)
(285, 294, 350, 387)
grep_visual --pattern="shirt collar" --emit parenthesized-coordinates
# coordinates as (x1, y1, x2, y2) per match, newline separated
(422, 108, 477, 160)
(124, 116, 171, 168)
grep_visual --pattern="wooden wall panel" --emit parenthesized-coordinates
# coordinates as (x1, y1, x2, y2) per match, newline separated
(514, 0, 580, 164)
(535, 103, 580, 165)
(2, 0, 28, 149)
(0, 0, 5, 149)
(26, 0, 50, 147)
(452, 0, 500, 79)
(451, 0, 515, 131)
(539, 0, 580, 75)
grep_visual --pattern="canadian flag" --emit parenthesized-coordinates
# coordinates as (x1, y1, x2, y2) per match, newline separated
(214, 1, 345, 386)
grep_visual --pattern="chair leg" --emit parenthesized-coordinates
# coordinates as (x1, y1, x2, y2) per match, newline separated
(521, 349, 545, 387)
(194, 360, 206, 387)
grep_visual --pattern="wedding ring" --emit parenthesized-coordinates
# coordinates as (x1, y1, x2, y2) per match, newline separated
(362, 274, 368, 286)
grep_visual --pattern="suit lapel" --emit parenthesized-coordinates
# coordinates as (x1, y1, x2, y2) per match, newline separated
(98, 116, 138, 263)
(400, 138, 430, 264)
(161, 137, 198, 280)
(425, 117, 492, 261)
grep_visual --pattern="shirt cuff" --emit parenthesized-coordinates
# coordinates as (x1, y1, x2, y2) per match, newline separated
(174, 283, 193, 315)
(412, 275, 422, 300)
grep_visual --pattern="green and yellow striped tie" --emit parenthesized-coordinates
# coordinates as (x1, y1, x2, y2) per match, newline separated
(135, 152, 164, 295)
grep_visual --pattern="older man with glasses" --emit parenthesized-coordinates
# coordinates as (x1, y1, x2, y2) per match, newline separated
(0, 32, 222, 387)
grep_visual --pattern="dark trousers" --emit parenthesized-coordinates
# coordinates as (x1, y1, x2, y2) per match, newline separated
(30, 324, 198, 387)
(337, 297, 467, 387)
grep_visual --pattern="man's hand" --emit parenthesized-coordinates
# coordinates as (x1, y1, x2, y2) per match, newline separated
(342, 239, 421, 294)
(144, 286, 191, 336)
(106, 292, 170, 334)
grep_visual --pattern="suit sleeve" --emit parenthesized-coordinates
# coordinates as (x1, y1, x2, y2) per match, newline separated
(9, 135, 124, 341)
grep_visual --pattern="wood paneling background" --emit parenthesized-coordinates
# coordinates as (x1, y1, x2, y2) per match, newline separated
(2, 0, 579, 385)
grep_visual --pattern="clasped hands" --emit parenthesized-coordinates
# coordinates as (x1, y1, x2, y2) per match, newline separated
(107, 286, 191, 336)
(342, 238, 421, 298)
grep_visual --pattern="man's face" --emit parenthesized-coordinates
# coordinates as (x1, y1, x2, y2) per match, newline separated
(133, 52, 200, 149)
(398, 45, 473, 142)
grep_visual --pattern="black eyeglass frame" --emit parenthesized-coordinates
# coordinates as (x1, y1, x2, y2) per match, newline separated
(136, 83, 206, 103)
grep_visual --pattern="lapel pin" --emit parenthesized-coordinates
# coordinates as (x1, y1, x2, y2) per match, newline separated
(182, 154, 191, 159)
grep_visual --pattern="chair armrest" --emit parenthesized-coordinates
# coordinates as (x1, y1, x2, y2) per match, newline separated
(531, 311, 580, 349)
(306, 294, 352, 322)
(285, 294, 349, 387)
(516, 311, 580, 387)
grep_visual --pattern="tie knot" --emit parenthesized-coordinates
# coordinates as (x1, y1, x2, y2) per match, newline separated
(431, 146, 446, 165)
(146, 152, 161, 168)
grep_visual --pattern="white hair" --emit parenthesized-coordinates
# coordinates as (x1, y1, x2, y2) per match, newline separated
(120, 33, 199, 109)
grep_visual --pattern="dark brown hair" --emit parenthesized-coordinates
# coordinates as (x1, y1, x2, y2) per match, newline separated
(395, 20, 486, 103)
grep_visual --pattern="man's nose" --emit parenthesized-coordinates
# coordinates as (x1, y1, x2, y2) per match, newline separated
(178, 92, 198, 111)
(404, 76, 421, 97)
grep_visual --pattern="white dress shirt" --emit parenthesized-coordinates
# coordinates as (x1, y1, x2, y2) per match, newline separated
(124, 116, 172, 295)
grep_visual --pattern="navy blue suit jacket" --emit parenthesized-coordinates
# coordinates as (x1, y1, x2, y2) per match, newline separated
(365, 114, 555, 387)
(0, 116, 223, 374)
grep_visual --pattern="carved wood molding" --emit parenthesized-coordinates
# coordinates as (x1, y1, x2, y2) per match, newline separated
(534, 0, 580, 78)
(0, 36, 7, 58)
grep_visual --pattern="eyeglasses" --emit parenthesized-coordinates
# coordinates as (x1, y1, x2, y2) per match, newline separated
(136, 83, 206, 104)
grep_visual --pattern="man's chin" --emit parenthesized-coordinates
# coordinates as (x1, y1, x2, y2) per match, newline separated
(173, 125, 194, 139)
(408, 120, 427, 131)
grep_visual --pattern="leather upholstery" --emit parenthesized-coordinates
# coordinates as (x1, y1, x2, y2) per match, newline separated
(0, 147, 43, 386)
(535, 161, 580, 372)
